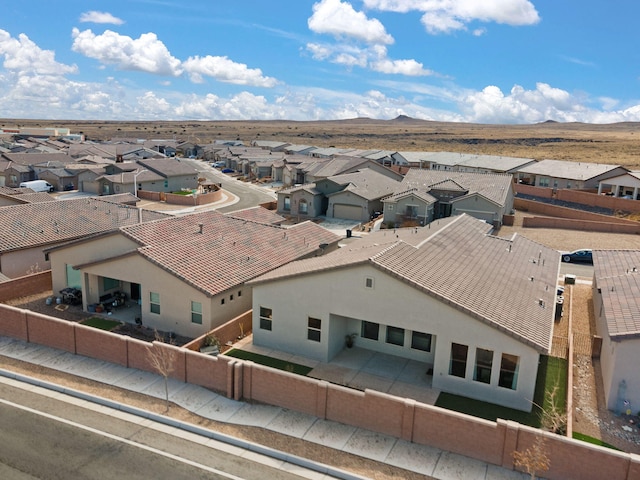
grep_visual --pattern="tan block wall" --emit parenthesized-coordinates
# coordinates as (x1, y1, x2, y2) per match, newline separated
(164, 192, 196, 206)
(515, 198, 636, 224)
(247, 362, 321, 416)
(184, 310, 252, 352)
(184, 350, 232, 393)
(1, 301, 639, 480)
(0, 271, 52, 302)
(26, 311, 76, 353)
(522, 216, 640, 234)
(195, 190, 221, 205)
(412, 404, 504, 465)
(136, 190, 161, 201)
(0, 305, 28, 340)
(75, 324, 128, 366)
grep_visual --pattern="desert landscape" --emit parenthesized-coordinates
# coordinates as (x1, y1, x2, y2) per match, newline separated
(3, 117, 640, 168)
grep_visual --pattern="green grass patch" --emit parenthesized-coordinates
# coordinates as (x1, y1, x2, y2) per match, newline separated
(80, 317, 122, 331)
(435, 355, 568, 428)
(573, 432, 621, 450)
(171, 190, 194, 195)
(225, 349, 313, 375)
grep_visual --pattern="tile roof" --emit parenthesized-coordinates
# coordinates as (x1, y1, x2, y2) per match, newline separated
(517, 159, 625, 180)
(308, 156, 374, 178)
(118, 211, 341, 297)
(593, 250, 640, 339)
(251, 214, 558, 352)
(0, 197, 168, 252)
(324, 168, 401, 201)
(397, 169, 513, 205)
(226, 206, 286, 225)
(137, 158, 198, 177)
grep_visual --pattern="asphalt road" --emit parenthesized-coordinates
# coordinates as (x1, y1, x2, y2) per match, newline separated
(185, 159, 276, 213)
(0, 378, 317, 480)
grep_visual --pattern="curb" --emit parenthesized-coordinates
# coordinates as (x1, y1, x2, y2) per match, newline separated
(0, 368, 368, 480)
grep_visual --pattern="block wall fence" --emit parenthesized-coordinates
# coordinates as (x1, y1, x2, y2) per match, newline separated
(0, 301, 638, 478)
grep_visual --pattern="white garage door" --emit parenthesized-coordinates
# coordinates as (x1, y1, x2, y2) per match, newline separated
(333, 204, 362, 221)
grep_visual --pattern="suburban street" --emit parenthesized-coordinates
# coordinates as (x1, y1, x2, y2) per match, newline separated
(185, 159, 277, 213)
(0, 378, 320, 480)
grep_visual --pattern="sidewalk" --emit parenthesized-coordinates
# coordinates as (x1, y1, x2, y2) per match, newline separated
(0, 335, 527, 480)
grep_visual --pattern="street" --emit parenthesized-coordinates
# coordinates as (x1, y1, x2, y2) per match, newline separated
(185, 159, 276, 213)
(0, 377, 322, 480)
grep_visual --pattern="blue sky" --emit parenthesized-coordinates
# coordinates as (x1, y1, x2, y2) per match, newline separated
(1, 0, 639, 123)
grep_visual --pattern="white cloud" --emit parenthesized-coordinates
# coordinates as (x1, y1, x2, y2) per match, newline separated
(79, 11, 125, 25)
(308, 0, 394, 44)
(460, 83, 588, 123)
(369, 46, 433, 75)
(306, 42, 432, 76)
(182, 55, 278, 87)
(0, 29, 77, 76)
(71, 28, 182, 76)
(364, 0, 540, 34)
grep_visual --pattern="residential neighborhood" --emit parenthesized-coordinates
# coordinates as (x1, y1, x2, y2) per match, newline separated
(1, 127, 640, 479)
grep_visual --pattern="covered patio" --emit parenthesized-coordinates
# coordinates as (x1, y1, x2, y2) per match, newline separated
(230, 337, 440, 405)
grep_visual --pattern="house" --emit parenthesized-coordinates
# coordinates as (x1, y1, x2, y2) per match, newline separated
(515, 159, 628, 190)
(382, 169, 515, 227)
(96, 158, 199, 195)
(0, 197, 168, 278)
(0, 186, 54, 206)
(596, 171, 640, 199)
(47, 210, 341, 338)
(249, 214, 559, 411)
(592, 250, 640, 412)
(38, 168, 76, 191)
(277, 168, 402, 222)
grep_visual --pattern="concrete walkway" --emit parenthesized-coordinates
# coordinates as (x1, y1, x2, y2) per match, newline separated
(0, 335, 527, 480)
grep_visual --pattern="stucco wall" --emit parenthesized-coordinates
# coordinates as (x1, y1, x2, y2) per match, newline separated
(452, 195, 502, 224)
(252, 263, 541, 411)
(327, 191, 369, 222)
(2, 247, 49, 279)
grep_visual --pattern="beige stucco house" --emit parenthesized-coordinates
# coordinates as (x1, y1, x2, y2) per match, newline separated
(47, 209, 340, 339)
(382, 169, 515, 228)
(249, 214, 559, 411)
(0, 197, 167, 279)
(592, 250, 640, 412)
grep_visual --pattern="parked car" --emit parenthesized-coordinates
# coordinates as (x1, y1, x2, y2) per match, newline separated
(561, 249, 593, 264)
(221, 168, 235, 174)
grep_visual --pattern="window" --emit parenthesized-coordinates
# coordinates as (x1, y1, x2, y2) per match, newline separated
(259, 306, 273, 331)
(449, 343, 468, 378)
(150, 292, 160, 314)
(299, 199, 308, 214)
(284, 196, 291, 211)
(221, 298, 225, 305)
(103, 277, 119, 291)
(386, 326, 405, 346)
(539, 177, 550, 187)
(474, 348, 493, 384)
(361, 321, 379, 340)
(411, 331, 432, 352)
(499, 353, 519, 390)
(365, 277, 374, 289)
(238, 290, 242, 297)
(405, 205, 418, 218)
(190, 301, 202, 324)
(230, 294, 234, 301)
(307, 317, 321, 342)
(65, 264, 81, 289)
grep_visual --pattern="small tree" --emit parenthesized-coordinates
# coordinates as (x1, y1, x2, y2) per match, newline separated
(513, 435, 550, 480)
(146, 331, 176, 412)
(513, 384, 566, 479)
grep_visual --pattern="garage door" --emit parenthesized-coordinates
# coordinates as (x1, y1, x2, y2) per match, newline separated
(333, 204, 362, 221)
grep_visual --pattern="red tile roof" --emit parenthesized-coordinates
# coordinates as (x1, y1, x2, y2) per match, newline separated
(0, 197, 168, 252)
(119, 210, 341, 297)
